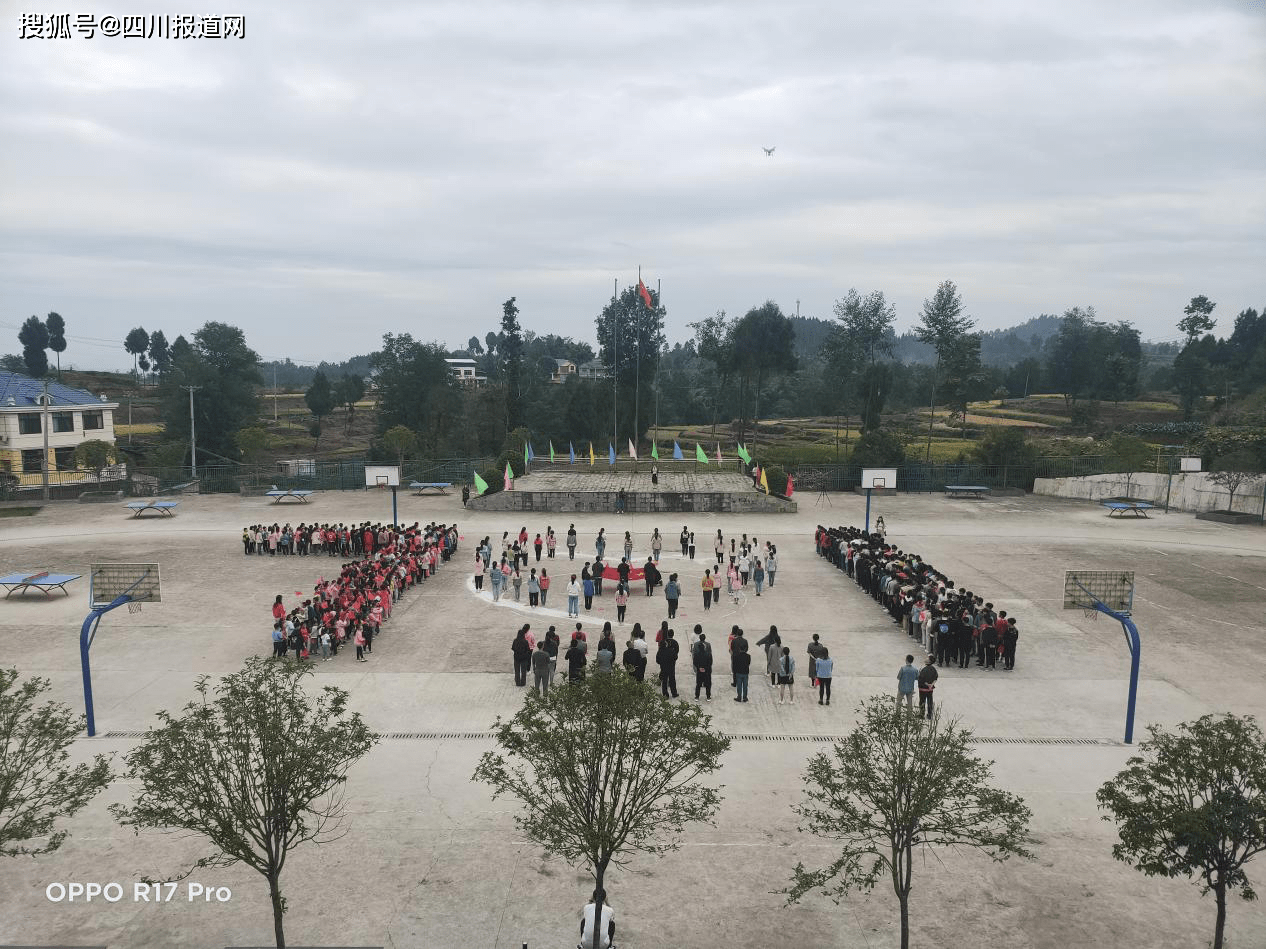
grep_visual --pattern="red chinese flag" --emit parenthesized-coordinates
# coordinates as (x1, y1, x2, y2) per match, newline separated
(637, 279, 653, 310)
(786, 474, 795, 498)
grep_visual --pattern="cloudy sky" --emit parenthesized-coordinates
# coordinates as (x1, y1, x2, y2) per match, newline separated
(2, 0, 1263, 371)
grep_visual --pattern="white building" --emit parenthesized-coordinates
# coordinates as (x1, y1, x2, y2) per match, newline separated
(444, 358, 487, 386)
(0, 372, 118, 483)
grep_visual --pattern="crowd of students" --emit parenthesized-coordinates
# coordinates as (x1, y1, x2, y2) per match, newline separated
(505, 617, 838, 708)
(474, 524, 781, 620)
(244, 521, 458, 558)
(814, 524, 1022, 675)
(266, 522, 459, 662)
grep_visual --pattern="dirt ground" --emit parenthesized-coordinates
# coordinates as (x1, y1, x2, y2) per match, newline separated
(1, 488, 1264, 949)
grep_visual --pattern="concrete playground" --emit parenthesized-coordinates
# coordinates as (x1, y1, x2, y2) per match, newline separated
(1, 487, 1264, 948)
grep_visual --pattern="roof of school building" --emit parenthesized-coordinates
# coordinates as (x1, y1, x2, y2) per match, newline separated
(0, 372, 118, 409)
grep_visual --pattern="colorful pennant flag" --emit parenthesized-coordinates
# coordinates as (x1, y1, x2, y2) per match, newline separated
(651, 440, 659, 460)
(673, 440, 683, 460)
(569, 442, 576, 465)
(737, 443, 752, 465)
(549, 441, 555, 463)
(695, 443, 708, 464)
(715, 444, 723, 465)
(528, 442, 535, 462)
(628, 438, 637, 460)
(608, 444, 616, 465)
(472, 470, 489, 496)
(637, 278, 653, 310)
(786, 474, 794, 498)
(759, 468, 769, 494)
(589, 443, 595, 466)
(524, 444, 530, 469)
(503, 461, 514, 491)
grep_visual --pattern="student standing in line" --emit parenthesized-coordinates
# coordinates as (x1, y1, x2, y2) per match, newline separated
(651, 529, 663, 563)
(692, 633, 713, 701)
(474, 553, 486, 591)
(752, 559, 765, 596)
(539, 569, 550, 607)
(702, 569, 714, 611)
(531, 641, 552, 695)
(511, 568, 523, 601)
(615, 584, 629, 623)
(596, 528, 607, 561)
(565, 634, 587, 682)
(815, 648, 834, 705)
(657, 629, 680, 697)
(546, 527, 557, 558)
(512, 627, 532, 686)
(1002, 617, 1019, 670)
(534, 533, 543, 562)
(766, 548, 777, 586)
(714, 530, 725, 565)
(544, 626, 560, 680)
(623, 531, 633, 562)
(732, 638, 751, 702)
(664, 574, 680, 619)
(567, 524, 578, 560)
(680, 525, 689, 556)
(918, 655, 939, 718)
(354, 624, 367, 662)
(582, 571, 595, 611)
(777, 647, 796, 704)
(566, 575, 581, 617)
(897, 654, 919, 710)
(527, 569, 540, 607)
(688, 532, 696, 559)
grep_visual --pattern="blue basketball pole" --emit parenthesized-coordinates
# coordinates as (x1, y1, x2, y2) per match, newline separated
(864, 488, 872, 534)
(1093, 602, 1142, 744)
(79, 593, 133, 737)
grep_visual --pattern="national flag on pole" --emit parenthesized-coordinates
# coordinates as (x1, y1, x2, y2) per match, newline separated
(549, 441, 555, 463)
(715, 444, 723, 465)
(569, 442, 576, 465)
(759, 468, 769, 494)
(786, 474, 794, 498)
(737, 443, 752, 465)
(608, 444, 616, 465)
(504, 462, 514, 491)
(637, 278, 653, 310)
(673, 440, 683, 460)
(651, 440, 658, 460)
(628, 438, 637, 460)
(589, 443, 595, 466)
(472, 470, 489, 496)
(695, 443, 708, 464)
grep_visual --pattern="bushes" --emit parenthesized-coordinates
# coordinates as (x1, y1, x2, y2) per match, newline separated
(762, 464, 790, 497)
(848, 428, 907, 467)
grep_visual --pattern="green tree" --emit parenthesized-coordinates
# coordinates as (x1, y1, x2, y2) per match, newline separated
(0, 668, 112, 858)
(381, 424, 417, 469)
(1176, 296, 1217, 420)
(159, 322, 262, 460)
(972, 427, 1037, 467)
(596, 285, 667, 445)
(124, 327, 150, 379)
(827, 289, 896, 435)
(787, 696, 1035, 949)
(1046, 306, 1099, 407)
(44, 312, 67, 378)
(303, 370, 336, 445)
(147, 329, 171, 377)
(1207, 451, 1264, 511)
(74, 439, 116, 480)
(111, 658, 377, 949)
(369, 333, 459, 449)
(1097, 714, 1266, 949)
(690, 309, 735, 436)
(500, 297, 525, 432)
(334, 374, 365, 433)
(18, 315, 49, 378)
(938, 331, 985, 437)
(915, 279, 975, 458)
(233, 426, 270, 467)
(730, 301, 798, 445)
(473, 669, 729, 949)
(848, 427, 906, 468)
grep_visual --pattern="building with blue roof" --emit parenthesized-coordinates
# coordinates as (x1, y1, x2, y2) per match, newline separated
(0, 372, 119, 482)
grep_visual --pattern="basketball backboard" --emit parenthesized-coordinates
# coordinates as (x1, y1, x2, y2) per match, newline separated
(90, 563, 161, 609)
(1063, 569, 1134, 613)
(1180, 456, 1202, 472)
(861, 467, 898, 489)
(365, 465, 401, 488)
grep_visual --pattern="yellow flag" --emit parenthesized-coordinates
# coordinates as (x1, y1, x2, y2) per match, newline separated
(589, 442, 595, 466)
(760, 468, 769, 494)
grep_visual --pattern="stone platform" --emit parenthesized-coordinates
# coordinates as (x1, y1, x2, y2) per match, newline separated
(470, 469, 797, 513)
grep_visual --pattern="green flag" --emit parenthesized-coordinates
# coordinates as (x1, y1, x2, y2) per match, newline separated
(524, 444, 530, 468)
(651, 440, 659, 460)
(695, 443, 709, 464)
(737, 443, 752, 464)
(549, 441, 555, 463)
(472, 470, 489, 496)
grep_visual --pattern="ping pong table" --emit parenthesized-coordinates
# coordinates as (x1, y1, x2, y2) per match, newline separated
(126, 500, 179, 518)
(266, 489, 315, 504)
(1103, 500, 1153, 518)
(0, 570, 82, 599)
(410, 482, 452, 496)
(944, 485, 990, 499)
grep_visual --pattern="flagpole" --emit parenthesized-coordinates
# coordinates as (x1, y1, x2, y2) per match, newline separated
(612, 277, 618, 453)
(634, 266, 641, 459)
(655, 278, 662, 440)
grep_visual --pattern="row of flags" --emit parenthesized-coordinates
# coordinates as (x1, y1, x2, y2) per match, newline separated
(471, 440, 794, 498)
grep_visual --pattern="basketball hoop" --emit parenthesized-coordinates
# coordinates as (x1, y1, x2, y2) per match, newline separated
(128, 600, 143, 614)
(1081, 606, 1098, 621)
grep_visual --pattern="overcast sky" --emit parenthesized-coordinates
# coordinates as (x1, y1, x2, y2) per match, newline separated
(2, 0, 1263, 371)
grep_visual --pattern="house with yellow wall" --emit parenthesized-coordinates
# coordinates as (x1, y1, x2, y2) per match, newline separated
(0, 372, 119, 485)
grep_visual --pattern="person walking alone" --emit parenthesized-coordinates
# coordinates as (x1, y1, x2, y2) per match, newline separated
(815, 648, 834, 705)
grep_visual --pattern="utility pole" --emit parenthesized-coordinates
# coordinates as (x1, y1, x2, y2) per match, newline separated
(612, 277, 619, 453)
(273, 363, 278, 423)
(182, 385, 201, 478)
(41, 379, 50, 501)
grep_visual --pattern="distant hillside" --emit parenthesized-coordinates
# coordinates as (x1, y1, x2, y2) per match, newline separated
(787, 315, 834, 359)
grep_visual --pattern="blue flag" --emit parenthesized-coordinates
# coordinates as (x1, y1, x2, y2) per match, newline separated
(608, 444, 616, 465)
(569, 441, 576, 465)
(672, 440, 683, 460)
(528, 442, 535, 462)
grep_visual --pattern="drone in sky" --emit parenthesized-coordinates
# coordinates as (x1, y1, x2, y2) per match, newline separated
(762, 146, 776, 156)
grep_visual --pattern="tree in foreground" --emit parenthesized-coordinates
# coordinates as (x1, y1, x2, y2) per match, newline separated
(473, 669, 729, 949)
(1097, 714, 1266, 949)
(786, 696, 1035, 949)
(1207, 451, 1263, 512)
(0, 668, 112, 858)
(111, 658, 377, 949)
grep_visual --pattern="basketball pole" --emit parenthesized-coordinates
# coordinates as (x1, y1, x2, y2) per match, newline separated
(80, 571, 155, 737)
(1075, 580, 1141, 744)
(865, 487, 872, 533)
(392, 485, 398, 526)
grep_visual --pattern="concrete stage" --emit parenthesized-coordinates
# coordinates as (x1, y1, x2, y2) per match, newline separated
(470, 468, 797, 513)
